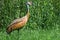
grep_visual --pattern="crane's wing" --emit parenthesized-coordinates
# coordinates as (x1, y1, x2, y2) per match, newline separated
(8, 16, 25, 27)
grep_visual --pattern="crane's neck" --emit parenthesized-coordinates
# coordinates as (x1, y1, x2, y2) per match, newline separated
(27, 5, 29, 13)
(26, 5, 30, 18)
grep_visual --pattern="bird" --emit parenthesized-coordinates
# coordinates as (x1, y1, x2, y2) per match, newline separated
(6, 1, 32, 34)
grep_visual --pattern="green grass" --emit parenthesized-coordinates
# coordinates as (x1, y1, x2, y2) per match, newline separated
(0, 0, 60, 40)
(0, 28, 60, 40)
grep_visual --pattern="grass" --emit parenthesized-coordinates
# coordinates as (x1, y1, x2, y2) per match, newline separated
(0, 28, 60, 40)
(0, 0, 60, 40)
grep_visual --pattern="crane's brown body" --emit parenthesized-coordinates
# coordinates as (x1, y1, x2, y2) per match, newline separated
(6, 12, 30, 34)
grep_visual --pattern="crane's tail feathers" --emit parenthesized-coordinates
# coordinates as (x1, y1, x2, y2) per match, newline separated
(6, 27, 12, 34)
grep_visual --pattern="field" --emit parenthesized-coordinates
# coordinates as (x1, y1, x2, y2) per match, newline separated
(0, 0, 60, 40)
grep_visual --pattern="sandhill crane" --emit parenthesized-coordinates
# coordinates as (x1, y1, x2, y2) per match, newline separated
(6, 1, 32, 34)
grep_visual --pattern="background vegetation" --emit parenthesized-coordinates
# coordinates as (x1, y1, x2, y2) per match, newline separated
(0, 0, 60, 40)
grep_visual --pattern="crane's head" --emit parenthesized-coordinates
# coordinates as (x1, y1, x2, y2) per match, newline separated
(26, 1, 32, 6)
